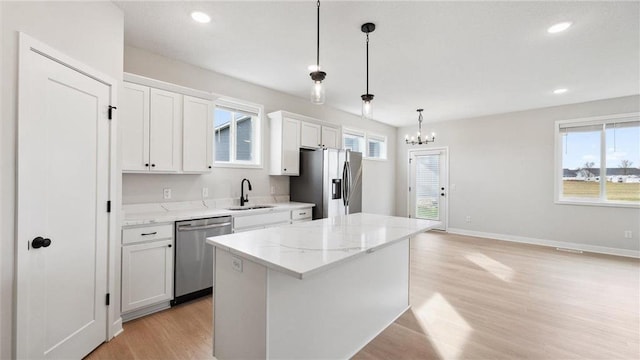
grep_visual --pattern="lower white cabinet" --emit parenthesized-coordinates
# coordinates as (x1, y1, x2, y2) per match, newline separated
(233, 210, 291, 233)
(291, 207, 313, 223)
(121, 224, 174, 317)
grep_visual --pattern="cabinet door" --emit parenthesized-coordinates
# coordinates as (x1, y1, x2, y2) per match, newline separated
(300, 122, 321, 149)
(121, 239, 174, 313)
(121, 83, 150, 171)
(321, 126, 340, 149)
(282, 117, 300, 175)
(183, 96, 212, 172)
(149, 88, 182, 172)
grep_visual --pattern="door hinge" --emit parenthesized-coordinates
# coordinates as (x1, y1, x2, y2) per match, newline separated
(409, 186, 412, 192)
(108, 105, 117, 120)
(107, 201, 111, 213)
(105, 293, 110, 306)
(409, 158, 412, 164)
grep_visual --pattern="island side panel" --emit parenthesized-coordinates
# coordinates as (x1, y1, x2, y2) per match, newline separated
(266, 238, 410, 359)
(214, 249, 267, 359)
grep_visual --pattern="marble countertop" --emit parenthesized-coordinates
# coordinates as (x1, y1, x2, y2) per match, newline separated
(122, 199, 315, 226)
(207, 213, 440, 279)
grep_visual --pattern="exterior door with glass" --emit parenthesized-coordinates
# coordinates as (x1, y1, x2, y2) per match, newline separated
(408, 149, 448, 230)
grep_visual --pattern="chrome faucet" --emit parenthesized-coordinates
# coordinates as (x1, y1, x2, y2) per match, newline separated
(240, 178, 252, 206)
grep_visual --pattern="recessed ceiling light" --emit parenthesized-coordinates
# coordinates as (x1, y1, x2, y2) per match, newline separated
(553, 88, 568, 94)
(191, 11, 211, 24)
(547, 22, 572, 34)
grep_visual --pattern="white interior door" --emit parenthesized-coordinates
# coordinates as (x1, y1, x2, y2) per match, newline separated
(16, 36, 111, 359)
(409, 149, 448, 230)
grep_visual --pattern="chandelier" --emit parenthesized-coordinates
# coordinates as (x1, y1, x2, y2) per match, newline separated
(405, 109, 435, 145)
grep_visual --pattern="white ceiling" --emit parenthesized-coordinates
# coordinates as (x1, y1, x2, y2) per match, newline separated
(114, 1, 640, 127)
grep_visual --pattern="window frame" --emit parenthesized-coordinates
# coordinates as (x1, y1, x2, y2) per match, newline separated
(554, 112, 640, 208)
(213, 98, 263, 169)
(342, 127, 388, 161)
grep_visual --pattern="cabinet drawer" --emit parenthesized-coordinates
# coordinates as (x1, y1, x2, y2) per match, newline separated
(233, 211, 290, 230)
(123, 224, 173, 245)
(291, 208, 312, 220)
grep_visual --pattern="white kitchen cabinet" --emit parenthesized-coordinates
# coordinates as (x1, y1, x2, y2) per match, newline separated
(291, 207, 313, 223)
(301, 122, 340, 149)
(182, 95, 213, 173)
(321, 126, 340, 149)
(149, 88, 182, 172)
(121, 224, 174, 318)
(121, 82, 150, 171)
(233, 210, 291, 233)
(300, 122, 321, 149)
(121, 83, 182, 173)
(269, 112, 300, 176)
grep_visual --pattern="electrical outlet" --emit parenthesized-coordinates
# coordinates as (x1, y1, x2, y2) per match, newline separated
(270, 185, 275, 195)
(163, 188, 172, 200)
(465, 216, 471, 223)
(202, 187, 209, 199)
(624, 230, 633, 239)
(232, 256, 243, 272)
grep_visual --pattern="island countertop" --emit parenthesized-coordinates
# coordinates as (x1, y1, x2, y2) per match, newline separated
(206, 213, 440, 279)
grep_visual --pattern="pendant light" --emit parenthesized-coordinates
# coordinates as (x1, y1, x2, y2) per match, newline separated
(360, 22, 375, 120)
(405, 109, 436, 145)
(309, 0, 326, 104)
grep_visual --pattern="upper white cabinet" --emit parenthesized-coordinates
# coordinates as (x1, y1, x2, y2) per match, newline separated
(121, 83, 181, 173)
(121, 83, 150, 171)
(149, 88, 182, 172)
(269, 111, 300, 176)
(300, 122, 321, 149)
(321, 125, 340, 149)
(121, 74, 213, 174)
(183, 95, 213, 172)
(300, 120, 340, 149)
(269, 111, 341, 176)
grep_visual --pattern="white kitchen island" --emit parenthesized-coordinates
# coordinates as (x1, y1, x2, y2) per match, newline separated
(206, 213, 440, 359)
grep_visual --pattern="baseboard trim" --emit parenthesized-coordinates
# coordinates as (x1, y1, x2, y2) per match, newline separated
(447, 228, 640, 258)
(110, 318, 123, 339)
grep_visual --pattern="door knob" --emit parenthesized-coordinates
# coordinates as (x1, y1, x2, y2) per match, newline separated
(32, 237, 52, 249)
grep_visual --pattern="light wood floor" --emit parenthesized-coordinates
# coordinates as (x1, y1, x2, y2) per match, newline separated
(86, 232, 640, 359)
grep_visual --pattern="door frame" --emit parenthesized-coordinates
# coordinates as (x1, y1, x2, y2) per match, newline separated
(407, 147, 449, 231)
(16, 33, 121, 357)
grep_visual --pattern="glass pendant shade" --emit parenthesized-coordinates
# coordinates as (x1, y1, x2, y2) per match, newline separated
(362, 100, 372, 120)
(311, 80, 326, 104)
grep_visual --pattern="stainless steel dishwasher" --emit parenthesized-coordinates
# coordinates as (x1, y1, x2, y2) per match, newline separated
(172, 216, 232, 306)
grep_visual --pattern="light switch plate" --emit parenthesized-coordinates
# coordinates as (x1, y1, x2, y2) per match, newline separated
(232, 256, 243, 272)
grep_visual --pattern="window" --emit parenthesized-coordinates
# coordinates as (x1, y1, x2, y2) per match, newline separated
(367, 133, 387, 160)
(214, 99, 262, 167)
(343, 129, 365, 153)
(556, 113, 639, 206)
(343, 128, 387, 160)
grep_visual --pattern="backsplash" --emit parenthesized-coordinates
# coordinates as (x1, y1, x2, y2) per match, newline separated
(122, 171, 290, 205)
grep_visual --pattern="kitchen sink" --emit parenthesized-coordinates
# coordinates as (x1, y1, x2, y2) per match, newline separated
(226, 205, 275, 211)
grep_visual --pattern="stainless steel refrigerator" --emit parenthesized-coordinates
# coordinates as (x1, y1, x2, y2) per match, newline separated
(290, 148, 362, 220)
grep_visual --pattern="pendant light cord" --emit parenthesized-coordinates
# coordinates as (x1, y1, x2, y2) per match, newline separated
(366, 33, 369, 93)
(316, 0, 320, 68)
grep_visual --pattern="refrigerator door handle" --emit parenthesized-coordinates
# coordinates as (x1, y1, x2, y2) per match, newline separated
(342, 161, 349, 207)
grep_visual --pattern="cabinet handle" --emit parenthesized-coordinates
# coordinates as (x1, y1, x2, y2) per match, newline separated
(208, 166, 212, 169)
(284, 168, 287, 171)
(145, 163, 149, 167)
(141, 232, 157, 236)
(168, 244, 172, 248)
(299, 212, 306, 216)
(151, 164, 156, 167)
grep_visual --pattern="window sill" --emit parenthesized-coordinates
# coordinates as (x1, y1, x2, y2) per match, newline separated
(364, 157, 387, 162)
(214, 162, 263, 170)
(555, 199, 640, 209)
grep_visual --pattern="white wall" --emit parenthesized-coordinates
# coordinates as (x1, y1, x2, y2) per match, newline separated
(396, 95, 640, 254)
(122, 46, 397, 215)
(0, 2, 124, 358)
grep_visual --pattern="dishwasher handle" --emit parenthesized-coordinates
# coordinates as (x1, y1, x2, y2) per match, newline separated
(177, 222, 232, 231)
